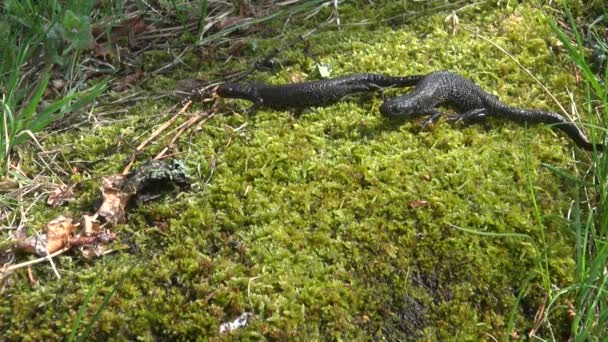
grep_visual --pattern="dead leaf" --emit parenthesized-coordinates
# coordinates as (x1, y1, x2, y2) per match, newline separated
(47, 184, 76, 207)
(82, 214, 101, 235)
(97, 175, 134, 226)
(17, 215, 76, 256)
(46, 215, 76, 254)
(18, 234, 48, 256)
(73, 231, 117, 259)
(81, 244, 112, 259)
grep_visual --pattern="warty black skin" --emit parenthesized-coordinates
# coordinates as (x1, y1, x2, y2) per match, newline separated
(380, 71, 603, 151)
(217, 73, 424, 111)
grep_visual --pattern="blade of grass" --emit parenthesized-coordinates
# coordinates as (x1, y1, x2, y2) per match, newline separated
(523, 124, 551, 293)
(542, 163, 596, 187)
(505, 275, 532, 342)
(17, 69, 51, 131)
(67, 280, 99, 342)
(12, 80, 108, 146)
(76, 263, 137, 341)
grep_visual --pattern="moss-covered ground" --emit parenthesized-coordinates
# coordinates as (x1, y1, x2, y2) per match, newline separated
(1, 1, 598, 340)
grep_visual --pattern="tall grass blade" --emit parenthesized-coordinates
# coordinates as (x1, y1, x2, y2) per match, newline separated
(67, 280, 99, 342)
(17, 69, 51, 132)
(76, 263, 137, 341)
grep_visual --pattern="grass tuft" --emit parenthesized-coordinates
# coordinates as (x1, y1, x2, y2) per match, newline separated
(545, 2, 608, 340)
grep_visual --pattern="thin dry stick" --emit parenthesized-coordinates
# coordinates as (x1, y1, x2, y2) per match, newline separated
(461, 25, 570, 119)
(154, 111, 213, 160)
(122, 100, 192, 175)
(47, 252, 61, 279)
(1, 247, 70, 274)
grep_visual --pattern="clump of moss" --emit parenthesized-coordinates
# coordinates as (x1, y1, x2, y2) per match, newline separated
(1, 1, 592, 340)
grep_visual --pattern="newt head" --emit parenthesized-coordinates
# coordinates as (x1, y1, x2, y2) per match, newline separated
(216, 82, 256, 101)
(379, 95, 420, 117)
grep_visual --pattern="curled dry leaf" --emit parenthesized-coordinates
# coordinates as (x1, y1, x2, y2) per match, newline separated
(17, 216, 76, 256)
(46, 216, 77, 254)
(97, 175, 135, 226)
(82, 214, 101, 235)
(17, 235, 49, 256)
(47, 184, 76, 207)
(73, 231, 118, 259)
(80, 245, 112, 259)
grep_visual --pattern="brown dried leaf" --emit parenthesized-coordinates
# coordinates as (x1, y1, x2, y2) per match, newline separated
(82, 214, 101, 235)
(46, 215, 76, 254)
(47, 184, 76, 207)
(76, 231, 117, 259)
(17, 235, 48, 256)
(97, 175, 135, 226)
(80, 244, 111, 259)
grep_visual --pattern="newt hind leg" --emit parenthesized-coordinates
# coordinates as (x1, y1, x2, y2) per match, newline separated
(449, 108, 487, 123)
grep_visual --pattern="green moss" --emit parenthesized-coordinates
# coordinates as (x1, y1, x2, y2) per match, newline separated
(1, 1, 595, 340)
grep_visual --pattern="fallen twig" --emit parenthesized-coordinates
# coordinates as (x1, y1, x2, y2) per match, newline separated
(1, 247, 70, 275)
(122, 100, 192, 175)
(155, 110, 214, 160)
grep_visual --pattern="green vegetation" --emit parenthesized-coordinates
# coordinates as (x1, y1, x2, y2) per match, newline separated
(1, 0, 607, 340)
(0, 0, 108, 178)
(547, 5, 607, 340)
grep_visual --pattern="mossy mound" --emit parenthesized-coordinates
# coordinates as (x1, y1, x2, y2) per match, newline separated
(1, 1, 594, 340)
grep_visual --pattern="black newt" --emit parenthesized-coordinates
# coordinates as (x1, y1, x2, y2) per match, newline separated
(217, 73, 423, 112)
(380, 71, 602, 151)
